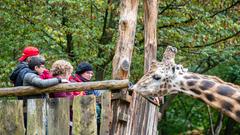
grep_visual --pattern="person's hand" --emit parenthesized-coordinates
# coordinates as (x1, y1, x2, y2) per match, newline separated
(61, 79, 70, 83)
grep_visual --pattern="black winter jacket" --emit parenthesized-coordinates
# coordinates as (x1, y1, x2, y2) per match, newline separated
(9, 62, 31, 86)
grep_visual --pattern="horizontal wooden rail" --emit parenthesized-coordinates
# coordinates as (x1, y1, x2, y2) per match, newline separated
(0, 79, 129, 97)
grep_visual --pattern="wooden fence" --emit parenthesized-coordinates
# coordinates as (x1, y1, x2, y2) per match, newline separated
(0, 92, 111, 135)
(0, 80, 159, 135)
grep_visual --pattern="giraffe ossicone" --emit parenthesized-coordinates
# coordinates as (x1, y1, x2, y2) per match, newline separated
(131, 46, 240, 123)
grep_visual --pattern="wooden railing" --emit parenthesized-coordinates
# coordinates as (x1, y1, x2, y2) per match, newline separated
(0, 80, 159, 135)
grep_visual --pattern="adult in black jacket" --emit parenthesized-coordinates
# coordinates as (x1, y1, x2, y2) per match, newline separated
(9, 46, 40, 86)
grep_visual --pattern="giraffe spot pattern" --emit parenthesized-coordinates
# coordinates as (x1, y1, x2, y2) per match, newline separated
(180, 81, 184, 86)
(216, 85, 236, 97)
(236, 110, 240, 119)
(221, 101, 233, 112)
(191, 75, 200, 80)
(236, 96, 240, 104)
(183, 76, 192, 79)
(183, 75, 200, 80)
(199, 80, 215, 90)
(167, 84, 172, 89)
(187, 81, 197, 86)
(181, 87, 186, 91)
(205, 93, 215, 102)
(190, 88, 201, 95)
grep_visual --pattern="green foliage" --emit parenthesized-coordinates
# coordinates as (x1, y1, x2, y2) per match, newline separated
(0, 0, 240, 134)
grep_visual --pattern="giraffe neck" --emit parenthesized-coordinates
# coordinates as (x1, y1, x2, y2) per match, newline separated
(174, 72, 240, 122)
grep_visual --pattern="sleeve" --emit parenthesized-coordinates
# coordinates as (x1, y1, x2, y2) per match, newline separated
(24, 73, 60, 88)
(93, 90, 101, 96)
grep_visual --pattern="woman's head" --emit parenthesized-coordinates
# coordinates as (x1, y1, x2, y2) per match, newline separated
(51, 60, 73, 79)
(76, 62, 93, 81)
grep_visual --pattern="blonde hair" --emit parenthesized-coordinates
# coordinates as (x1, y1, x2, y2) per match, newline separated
(51, 60, 73, 77)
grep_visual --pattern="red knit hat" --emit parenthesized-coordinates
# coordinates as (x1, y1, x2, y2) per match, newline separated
(18, 46, 40, 62)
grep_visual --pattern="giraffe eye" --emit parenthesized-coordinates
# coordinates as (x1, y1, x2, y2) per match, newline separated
(152, 74, 161, 80)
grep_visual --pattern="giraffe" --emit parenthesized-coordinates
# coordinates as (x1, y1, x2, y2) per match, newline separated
(131, 46, 240, 123)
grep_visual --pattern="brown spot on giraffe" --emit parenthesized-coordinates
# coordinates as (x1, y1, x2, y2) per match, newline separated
(236, 96, 240, 104)
(236, 110, 240, 119)
(183, 76, 192, 79)
(221, 101, 234, 112)
(167, 84, 172, 89)
(216, 85, 236, 97)
(187, 80, 197, 87)
(180, 81, 184, 86)
(183, 75, 201, 80)
(190, 88, 201, 95)
(191, 75, 201, 80)
(199, 80, 215, 90)
(205, 93, 215, 102)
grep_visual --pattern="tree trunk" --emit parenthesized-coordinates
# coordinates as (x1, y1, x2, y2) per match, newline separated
(112, 0, 139, 80)
(144, 0, 158, 74)
(62, 5, 75, 61)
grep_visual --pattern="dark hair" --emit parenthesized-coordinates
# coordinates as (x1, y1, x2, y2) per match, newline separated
(76, 62, 93, 75)
(28, 56, 45, 70)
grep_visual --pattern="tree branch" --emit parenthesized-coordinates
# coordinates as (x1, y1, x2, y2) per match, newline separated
(207, 105, 215, 135)
(210, 0, 240, 18)
(214, 112, 223, 135)
(193, 30, 240, 48)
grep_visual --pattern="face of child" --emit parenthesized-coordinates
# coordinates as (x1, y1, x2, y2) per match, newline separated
(35, 64, 45, 75)
(81, 71, 94, 81)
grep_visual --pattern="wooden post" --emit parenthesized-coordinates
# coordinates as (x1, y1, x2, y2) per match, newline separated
(144, 0, 158, 74)
(100, 92, 112, 135)
(47, 98, 70, 135)
(127, 0, 159, 134)
(111, 0, 139, 134)
(143, 1, 159, 134)
(72, 95, 97, 135)
(0, 100, 25, 135)
(112, 0, 139, 80)
(27, 99, 47, 135)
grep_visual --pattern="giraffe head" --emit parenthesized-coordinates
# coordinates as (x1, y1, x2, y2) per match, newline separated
(131, 46, 187, 96)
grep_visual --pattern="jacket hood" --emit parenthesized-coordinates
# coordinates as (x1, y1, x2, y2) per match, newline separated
(9, 62, 28, 82)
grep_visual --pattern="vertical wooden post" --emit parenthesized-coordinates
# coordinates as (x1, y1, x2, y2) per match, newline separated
(144, 0, 158, 74)
(27, 99, 47, 135)
(111, 0, 139, 134)
(143, 1, 159, 134)
(0, 100, 25, 135)
(112, 0, 139, 80)
(47, 98, 70, 135)
(143, 1, 159, 135)
(72, 95, 97, 135)
(100, 92, 112, 135)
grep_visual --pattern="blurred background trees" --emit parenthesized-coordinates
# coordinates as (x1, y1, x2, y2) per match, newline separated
(0, 0, 239, 134)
